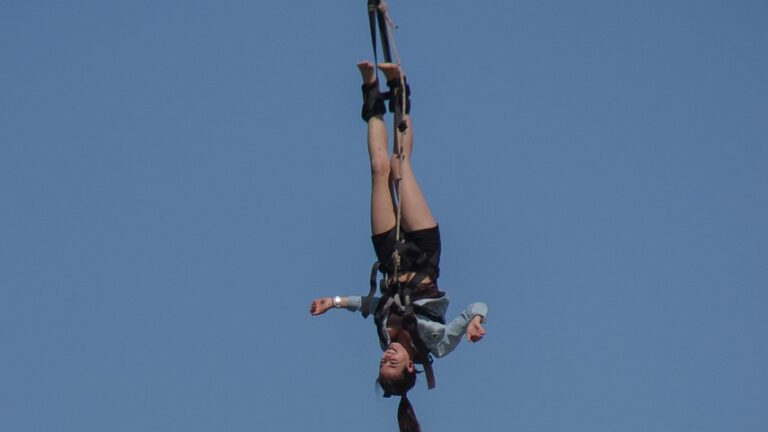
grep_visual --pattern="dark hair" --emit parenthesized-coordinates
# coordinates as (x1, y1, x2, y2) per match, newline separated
(378, 369, 420, 432)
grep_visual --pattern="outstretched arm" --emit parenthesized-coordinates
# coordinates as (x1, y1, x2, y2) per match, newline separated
(309, 296, 350, 316)
(309, 295, 380, 316)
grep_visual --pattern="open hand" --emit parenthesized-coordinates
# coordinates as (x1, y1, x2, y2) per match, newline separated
(310, 297, 333, 316)
(466, 316, 486, 343)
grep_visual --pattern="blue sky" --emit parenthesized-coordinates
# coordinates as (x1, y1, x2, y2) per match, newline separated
(2, 1, 766, 431)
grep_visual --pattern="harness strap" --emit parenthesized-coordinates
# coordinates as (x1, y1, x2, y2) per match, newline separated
(402, 312, 436, 389)
(368, 277, 441, 391)
(362, 261, 381, 318)
(367, 1, 393, 81)
(376, 3, 393, 63)
(367, 1, 379, 66)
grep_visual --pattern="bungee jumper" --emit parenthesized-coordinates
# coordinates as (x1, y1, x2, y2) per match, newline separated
(310, 2, 488, 431)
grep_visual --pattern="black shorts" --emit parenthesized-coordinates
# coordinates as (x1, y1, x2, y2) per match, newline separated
(371, 225, 441, 278)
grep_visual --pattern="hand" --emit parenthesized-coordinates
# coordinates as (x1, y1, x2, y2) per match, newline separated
(466, 316, 486, 343)
(310, 297, 333, 316)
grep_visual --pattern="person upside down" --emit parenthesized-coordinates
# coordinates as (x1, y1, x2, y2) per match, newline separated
(310, 61, 488, 432)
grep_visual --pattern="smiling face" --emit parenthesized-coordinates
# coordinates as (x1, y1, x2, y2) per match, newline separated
(379, 342, 415, 381)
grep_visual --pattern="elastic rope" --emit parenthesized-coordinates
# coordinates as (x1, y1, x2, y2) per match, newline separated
(372, 1, 409, 285)
(381, 3, 408, 236)
(378, 1, 407, 282)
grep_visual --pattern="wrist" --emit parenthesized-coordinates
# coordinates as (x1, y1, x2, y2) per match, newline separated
(333, 296, 343, 308)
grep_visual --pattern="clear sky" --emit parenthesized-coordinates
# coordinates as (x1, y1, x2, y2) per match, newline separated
(2, 1, 766, 431)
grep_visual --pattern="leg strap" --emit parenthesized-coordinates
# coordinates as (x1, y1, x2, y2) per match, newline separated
(385, 77, 411, 114)
(361, 81, 387, 122)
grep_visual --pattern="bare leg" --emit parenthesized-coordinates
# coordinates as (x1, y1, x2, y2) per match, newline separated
(378, 63, 437, 232)
(392, 115, 436, 232)
(359, 61, 396, 235)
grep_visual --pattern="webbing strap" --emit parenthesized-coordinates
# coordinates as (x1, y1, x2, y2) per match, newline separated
(362, 261, 381, 318)
(367, 1, 379, 66)
(403, 312, 436, 389)
(371, 284, 436, 389)
(367, 0, 393, 82)
(376, 6, 393, 63)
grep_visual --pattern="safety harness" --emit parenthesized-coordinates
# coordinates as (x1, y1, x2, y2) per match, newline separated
(360, 1, 438, 390)
(362, 257, 442, 391)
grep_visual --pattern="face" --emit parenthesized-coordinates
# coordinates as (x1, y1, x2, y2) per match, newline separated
(379, 342, 414, 381)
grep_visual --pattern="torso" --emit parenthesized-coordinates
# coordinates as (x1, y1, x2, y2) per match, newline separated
(386, 327, 417, 356)
(388, 271, 433, 286)
(378, 271, 442, 356)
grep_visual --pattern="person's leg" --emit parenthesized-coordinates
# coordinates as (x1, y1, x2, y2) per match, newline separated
(393, 115, 436, 232)
(378, 64, 436, 232)
(359, 61, 396, 236)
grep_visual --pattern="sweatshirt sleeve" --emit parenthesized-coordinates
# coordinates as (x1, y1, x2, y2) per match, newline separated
(430, 302, 488, 358)
(345, 296, 380, 315)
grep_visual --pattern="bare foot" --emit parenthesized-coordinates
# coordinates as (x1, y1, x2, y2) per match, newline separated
(377, 62, 402, 82)
(357, 61, 377, 85)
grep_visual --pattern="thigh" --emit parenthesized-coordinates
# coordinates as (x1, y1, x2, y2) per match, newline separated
(395, 157, 437, 232)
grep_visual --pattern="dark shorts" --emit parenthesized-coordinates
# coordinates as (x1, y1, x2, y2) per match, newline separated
(371, 224, 441, 279)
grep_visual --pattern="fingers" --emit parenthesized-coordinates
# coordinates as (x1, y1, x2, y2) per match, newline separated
(468, 332, 484, 343)
(466, 322, 486, 343)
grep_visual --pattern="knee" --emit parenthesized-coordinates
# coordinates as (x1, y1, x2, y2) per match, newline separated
(389, 155, 408, 175)
(370, 156, 390, 177)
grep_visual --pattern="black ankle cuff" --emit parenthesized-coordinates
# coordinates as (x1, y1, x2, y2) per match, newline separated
(361, 81, 386, 122)
(385, 77, 411, 114)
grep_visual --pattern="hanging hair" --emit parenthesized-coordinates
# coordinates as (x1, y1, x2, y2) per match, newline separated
(378, 369, 420, 432)
(396, 393, 420, 432)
